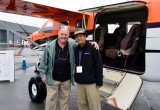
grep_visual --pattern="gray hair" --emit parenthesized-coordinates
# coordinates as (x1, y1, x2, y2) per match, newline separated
(58, 26, 70, 36)
(59, 26, 69, 31)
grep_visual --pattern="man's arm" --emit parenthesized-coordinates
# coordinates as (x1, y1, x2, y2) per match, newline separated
(37, 46, 49, 83)
(69, 38, 99, 50)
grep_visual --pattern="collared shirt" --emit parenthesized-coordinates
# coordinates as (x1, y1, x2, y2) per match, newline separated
(52, 40, 71, 82)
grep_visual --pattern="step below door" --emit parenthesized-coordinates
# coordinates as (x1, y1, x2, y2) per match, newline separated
(100, 68, 142, 110)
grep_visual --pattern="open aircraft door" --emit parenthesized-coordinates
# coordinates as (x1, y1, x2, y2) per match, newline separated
(80, 1, 147, 109)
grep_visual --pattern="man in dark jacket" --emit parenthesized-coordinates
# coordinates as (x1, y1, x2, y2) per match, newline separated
(73, 28, 103, 110)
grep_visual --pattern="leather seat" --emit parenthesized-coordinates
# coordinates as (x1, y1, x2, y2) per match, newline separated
(105, 24, 141, 59)
(95, 26, 108, 51)
(107, 27, 125, 49)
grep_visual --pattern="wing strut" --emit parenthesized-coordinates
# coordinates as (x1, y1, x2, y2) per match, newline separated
(82, 12, 86, 30)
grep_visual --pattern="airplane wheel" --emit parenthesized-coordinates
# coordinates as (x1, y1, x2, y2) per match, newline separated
(28, 76, 47, 103)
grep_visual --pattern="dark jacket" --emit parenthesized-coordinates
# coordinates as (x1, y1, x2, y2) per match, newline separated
(74, 41, 103, 86)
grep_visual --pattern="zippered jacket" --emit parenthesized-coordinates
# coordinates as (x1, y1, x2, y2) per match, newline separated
(74, 41, 103, 86)
(38, 38, 76, 86)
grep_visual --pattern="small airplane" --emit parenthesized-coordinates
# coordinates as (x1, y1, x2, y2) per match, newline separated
(0, 0, 160, 110)
(27, 12, 95, 49)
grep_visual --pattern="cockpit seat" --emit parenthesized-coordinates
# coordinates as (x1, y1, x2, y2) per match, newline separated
(105, 24, 141, 59)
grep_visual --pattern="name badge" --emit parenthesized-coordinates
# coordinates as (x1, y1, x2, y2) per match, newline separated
(76, 66, 82, 73)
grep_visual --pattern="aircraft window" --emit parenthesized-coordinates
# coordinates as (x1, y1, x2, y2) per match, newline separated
(96, 24, 100, 28)
(42, 21, 53, 33)
(76, 19, 88, 29)
(127, 22, 140, 32)
(108, 24, 119, 33)
(59, 21, 69, 28)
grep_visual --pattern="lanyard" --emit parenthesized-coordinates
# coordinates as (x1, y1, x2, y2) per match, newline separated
(79, 50, 82, 66)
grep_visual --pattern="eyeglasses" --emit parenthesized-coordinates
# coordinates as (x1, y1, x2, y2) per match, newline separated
(58, 49, 68, 60)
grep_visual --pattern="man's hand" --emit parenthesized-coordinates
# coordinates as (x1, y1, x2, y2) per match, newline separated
(91, 42, 99, 50)
(96, 86, 101, 89)
(41, 77, 47, 84)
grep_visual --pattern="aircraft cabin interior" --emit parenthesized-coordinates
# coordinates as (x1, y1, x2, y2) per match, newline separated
(94, 7, 148, 75)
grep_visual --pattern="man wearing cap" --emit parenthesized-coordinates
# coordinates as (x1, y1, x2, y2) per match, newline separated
(38, 27, 99, 110)
(73, 28, 103, 110)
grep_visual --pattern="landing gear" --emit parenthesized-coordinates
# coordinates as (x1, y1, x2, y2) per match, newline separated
(28, 76, 47, 103)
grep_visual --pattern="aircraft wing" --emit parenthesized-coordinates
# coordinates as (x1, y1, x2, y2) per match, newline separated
(0, 0, 89, 50)
(0, 0, 85, 21)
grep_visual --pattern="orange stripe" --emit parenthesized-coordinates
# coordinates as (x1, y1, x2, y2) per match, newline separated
(113, 98, 118, 108)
